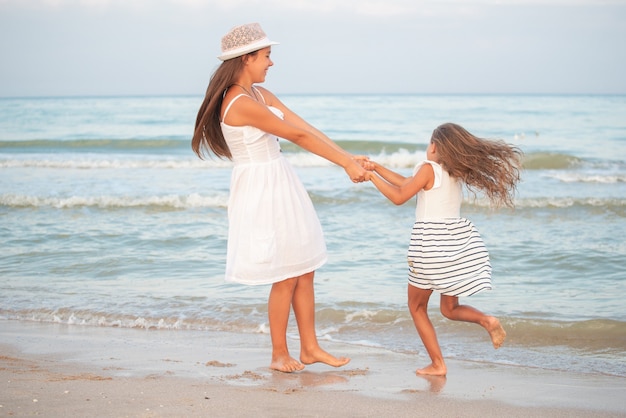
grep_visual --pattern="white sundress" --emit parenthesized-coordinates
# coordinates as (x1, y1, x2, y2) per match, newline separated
(220, 89, 327, 285)
(407, 160, 492, 297)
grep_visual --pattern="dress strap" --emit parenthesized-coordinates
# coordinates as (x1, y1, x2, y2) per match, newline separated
(221, 94, 247, 122)
(222, 87, 268, 122)
(251, 86, 266, 104)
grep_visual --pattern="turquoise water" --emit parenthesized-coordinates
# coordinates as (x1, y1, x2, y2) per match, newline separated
(1, 94, 625, 377)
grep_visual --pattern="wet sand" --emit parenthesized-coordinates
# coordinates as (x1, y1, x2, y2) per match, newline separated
(1, 320, 624, 417)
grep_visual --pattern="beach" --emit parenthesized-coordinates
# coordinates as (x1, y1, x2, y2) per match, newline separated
(1, 94, 625, 416)
(2, 320, 624, 417)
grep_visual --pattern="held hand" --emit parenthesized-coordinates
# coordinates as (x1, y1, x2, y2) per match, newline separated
(353, 155, 377, 171)
(352, 155, 370, 165)
(361, 160, 377, 171)
(345, 159, 367, 183)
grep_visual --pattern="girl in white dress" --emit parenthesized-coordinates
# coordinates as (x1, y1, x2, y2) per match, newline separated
(192, 23, 366, 373)
(363, 123, 523, 376)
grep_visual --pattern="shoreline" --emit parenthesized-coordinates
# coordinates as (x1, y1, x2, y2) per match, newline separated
(1, 320, 624, 417)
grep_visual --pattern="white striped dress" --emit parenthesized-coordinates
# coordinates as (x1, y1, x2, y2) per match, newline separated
(407, 161, 492, 297)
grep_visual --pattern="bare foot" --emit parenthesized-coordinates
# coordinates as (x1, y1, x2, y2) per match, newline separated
(416, 363, 447, 376)
(270, 354, 305, 373)
(300, 347, 350, 368)
(486, 316, 506, 349)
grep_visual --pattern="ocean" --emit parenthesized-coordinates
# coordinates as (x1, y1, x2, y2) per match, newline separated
(1, 94, 625, 378)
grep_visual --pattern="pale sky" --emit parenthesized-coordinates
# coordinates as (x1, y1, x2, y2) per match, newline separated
(1, 0, 625, 96)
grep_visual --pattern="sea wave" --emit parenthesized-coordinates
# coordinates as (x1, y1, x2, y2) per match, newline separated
(0, 138, 423, 153)
(0, 139, 188, 151)
(522, 152, 582, 170)
(2, 192, 624, 212)
(0, 157, 225, 169)
(0, 150, 594, 172)
(0, 306, 267, 334)
(0, 193, 229, 209)
(545, 171, 626, 183)
(459, 196, 625, 214)
(2, 306, 624, 355)
(329, 307, 626, 353)
(1, 139, 613, 172)
(503, 317, 626, 352)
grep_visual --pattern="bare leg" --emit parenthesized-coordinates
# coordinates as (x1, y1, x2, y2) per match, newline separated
(292, 271, 350, 367)
(408, 285, 447, 376)
(268, 278, 304, 372)
(440, 295, 506, 349)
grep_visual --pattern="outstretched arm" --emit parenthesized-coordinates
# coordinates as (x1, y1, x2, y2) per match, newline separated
(367, 162, 435, 205)
(367, 161, 407, 187)
(265, 90, 347, 154)
(225, 88, 366, 182)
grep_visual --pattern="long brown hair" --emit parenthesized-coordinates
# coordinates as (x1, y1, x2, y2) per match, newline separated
(431, 123, 523, 208)
(192, 54, 252, 160)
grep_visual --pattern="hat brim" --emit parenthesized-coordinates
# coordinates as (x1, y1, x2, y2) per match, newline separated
(218, 38, 279, 61)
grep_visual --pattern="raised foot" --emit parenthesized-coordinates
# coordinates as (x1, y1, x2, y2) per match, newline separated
(270, 355, 305, 373)
(416, 363, 447, 376)
(300, 347, 350, 368)
(486, 317, 506, 349)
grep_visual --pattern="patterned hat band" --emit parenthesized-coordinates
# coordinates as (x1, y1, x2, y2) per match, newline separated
(218, 23, 279, 61)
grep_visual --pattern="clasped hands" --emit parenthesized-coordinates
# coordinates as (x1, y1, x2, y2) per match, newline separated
(348, 155, 375, 183)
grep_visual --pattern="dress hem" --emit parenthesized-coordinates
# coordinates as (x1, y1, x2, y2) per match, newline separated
(224, 255, 328, 286)
(408, 280, 493, 297)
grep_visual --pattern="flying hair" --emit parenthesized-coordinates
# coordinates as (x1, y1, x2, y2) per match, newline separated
(431, 123, 523, 208)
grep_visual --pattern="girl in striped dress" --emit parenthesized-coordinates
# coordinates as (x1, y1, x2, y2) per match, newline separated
(363, 123, 523, 376)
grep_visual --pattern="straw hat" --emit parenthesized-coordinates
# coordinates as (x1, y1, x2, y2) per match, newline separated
(218, 23, 279, 61)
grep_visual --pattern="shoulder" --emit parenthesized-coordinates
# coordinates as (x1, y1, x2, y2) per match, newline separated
(414, 160, 443, 189)
(253, 85, 272, 96)
(222, 87, 254, 111)
(413, 160, 441, 175)
(221, 90, 253, 122)
(254, 86, 288, 111)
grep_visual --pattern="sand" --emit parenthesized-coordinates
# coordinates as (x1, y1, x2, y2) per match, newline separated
(1, 320, 624, 417)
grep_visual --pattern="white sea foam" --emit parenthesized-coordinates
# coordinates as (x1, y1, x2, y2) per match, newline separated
(547, 172, 626, 183)
(0, 157, 228, 169)
(0, 193, 229, 209)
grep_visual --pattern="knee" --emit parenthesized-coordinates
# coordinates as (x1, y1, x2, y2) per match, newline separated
(440, 305, 453, 319)
(272, 277, 298, 294)
(440, 302, 457, 320)
(439, 295, 460, 319)
(408, 294, 427, 313)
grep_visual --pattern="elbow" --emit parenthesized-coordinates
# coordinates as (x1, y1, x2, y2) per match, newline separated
(391, 196, 411, 206)
(378, 188, 411, 205)
(289, 131, 309, 146)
